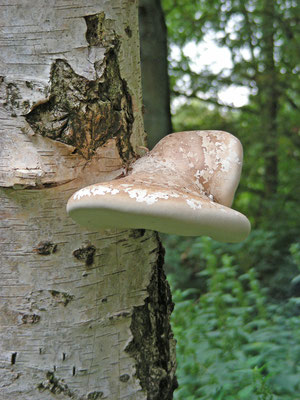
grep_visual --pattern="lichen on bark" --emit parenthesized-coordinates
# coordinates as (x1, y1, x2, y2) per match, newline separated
(126, 236, 178, 399)
(25, 12, 134, 161)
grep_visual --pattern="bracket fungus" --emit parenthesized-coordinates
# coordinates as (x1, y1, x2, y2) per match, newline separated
(67, 131, 251, 242)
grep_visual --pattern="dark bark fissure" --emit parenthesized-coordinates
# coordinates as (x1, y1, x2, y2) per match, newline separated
(126, 236, 178, 399)
(25, 13, 134, 162)
(84, 13, 118, 48)
(11, 352, 17, 365)
(86, 392, 103, 400)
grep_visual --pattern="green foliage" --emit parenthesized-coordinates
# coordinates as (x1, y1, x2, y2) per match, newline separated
(165, 237, 300, 399)
(163, 0, 300, 227)
(172, 100, 238, 133)
(163, 229, 299, 301)
(162, 0, 299, 107)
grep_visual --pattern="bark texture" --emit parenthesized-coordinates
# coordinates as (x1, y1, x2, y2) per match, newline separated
(0, 1, 176, 399)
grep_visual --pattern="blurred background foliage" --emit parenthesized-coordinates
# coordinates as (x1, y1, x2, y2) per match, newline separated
(168, 238, 300, 399)
(139, 0, 300, 398)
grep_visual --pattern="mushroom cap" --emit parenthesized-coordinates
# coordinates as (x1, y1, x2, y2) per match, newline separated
(136, 130, 244, 208)
(67, 131, 251, 243)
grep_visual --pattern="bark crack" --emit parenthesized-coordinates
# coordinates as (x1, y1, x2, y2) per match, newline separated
(125, 235, 178, 399)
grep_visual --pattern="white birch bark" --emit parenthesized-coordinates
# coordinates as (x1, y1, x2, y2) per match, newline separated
(0, 1, 177, 399)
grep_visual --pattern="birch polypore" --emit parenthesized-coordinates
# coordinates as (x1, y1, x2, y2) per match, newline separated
(0, 1, 176, 399)
(67, 131, 251, 242)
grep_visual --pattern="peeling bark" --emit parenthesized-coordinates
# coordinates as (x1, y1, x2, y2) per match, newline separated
(25, 50, 134, 161)
(0, 1, 176, 399)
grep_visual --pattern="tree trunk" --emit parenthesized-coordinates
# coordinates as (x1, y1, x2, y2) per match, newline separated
(260, 0, 279, 199)
(0, 1, 177, 399)
(139, 0, 172, 149)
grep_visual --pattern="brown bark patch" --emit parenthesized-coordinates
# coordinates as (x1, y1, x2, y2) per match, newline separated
(21, 313, 41, 324)
(33, 241, 57, 255)
(73, 244, 96, 266)
(37, 371, 74, 397)
(49, 290, 74, 307)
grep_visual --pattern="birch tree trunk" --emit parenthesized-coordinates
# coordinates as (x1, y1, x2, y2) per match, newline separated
(0, 1, 177, 399)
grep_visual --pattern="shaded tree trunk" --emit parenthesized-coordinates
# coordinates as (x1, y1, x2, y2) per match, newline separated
(260, 0, 279, 199)
(139, 0, 172, 149)
(0, 1, 177, 399)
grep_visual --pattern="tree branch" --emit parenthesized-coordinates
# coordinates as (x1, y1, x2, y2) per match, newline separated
(172, 90, 258, 114)
(284, 93, 300, 111)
